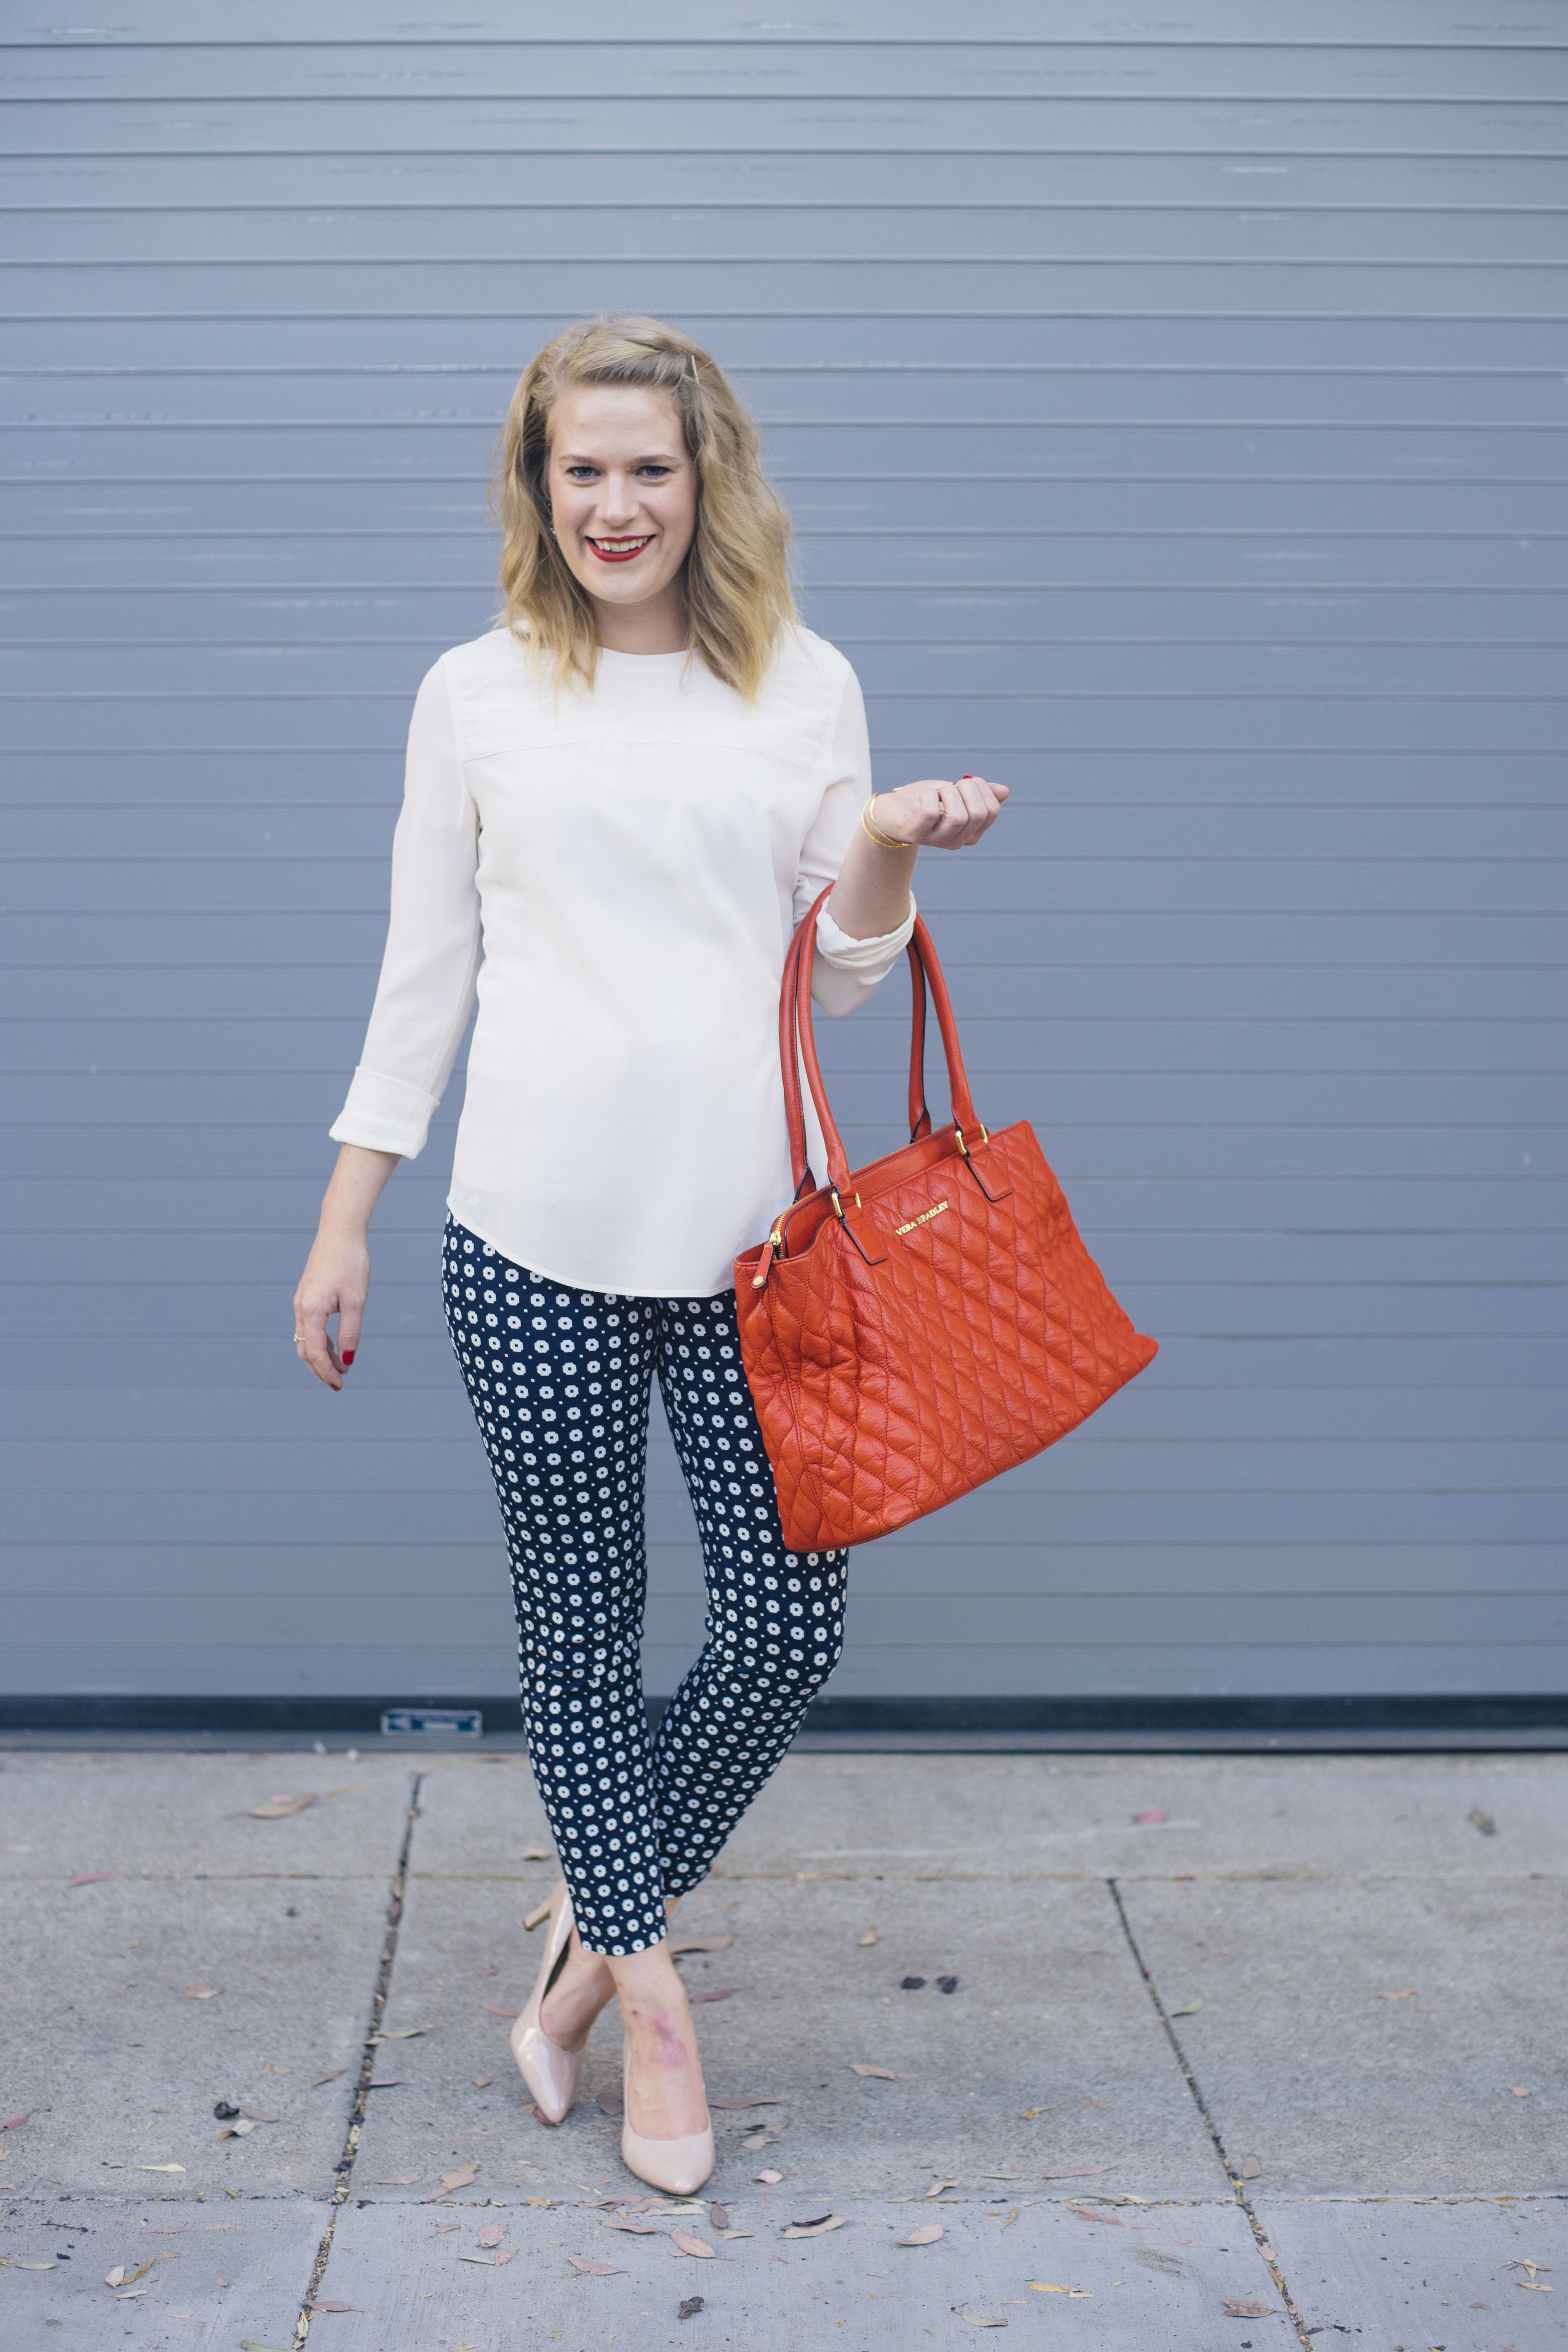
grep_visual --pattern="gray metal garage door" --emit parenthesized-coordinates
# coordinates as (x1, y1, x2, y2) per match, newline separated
(3, 3, 1563, 1722)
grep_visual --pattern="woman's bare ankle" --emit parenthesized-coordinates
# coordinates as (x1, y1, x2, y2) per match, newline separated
(539, 1939, 614, 2050)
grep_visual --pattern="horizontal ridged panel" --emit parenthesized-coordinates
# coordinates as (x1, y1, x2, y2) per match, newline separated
(2, 6, 1560, 1704)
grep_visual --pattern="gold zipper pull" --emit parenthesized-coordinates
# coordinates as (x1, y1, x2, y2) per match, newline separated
(752, 1221, 785, 1289)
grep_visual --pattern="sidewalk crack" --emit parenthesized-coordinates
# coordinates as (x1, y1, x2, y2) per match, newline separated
(289, 1771, 424, 2347)
(1107, 1876, 1313, 2351)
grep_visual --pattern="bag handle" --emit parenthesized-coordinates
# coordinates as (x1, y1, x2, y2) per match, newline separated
(783, 887, 979, 1200)
(781, 906, 935, 1192)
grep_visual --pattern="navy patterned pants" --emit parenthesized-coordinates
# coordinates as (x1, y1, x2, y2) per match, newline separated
(442, 1216, 848, 1955)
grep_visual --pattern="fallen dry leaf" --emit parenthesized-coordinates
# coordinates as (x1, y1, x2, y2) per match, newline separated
(1132, 1809, 1165, 1826)
(1070, 2207, 1128, 2228)
(1043, 2164, 1114, 2180)
(477, 2223, 506, 2247)
(425, 2162, 479, 2201)
(67, 1872, 121, 1888)
(959, 2316, 1007, 2330)
(105, 2266, 126, 2286)
(0, 2258, 57, 2271)
(689, 1988, 737, 2005)
(1373, 1989, 1417, 2001)
(311, 2070, 346, 2087)
(129, 2163, 184, 2174)
(672, 2229, 715, 2258)
(709, 2203, 729, 2231)
(601, 2217, 659, 2235)
(898, 2224, 944, 2247)
(1029, 2284, 1092, 2298)
(480, 2003, 519, 2018)
(671, 1934, 735, 1955)
(1469, 1806, 1497, 1836)
(523, 1898, 553, 1930)
(756, 2170, 783, 2184)
(678, 2298, 705, 2321)
(303, 2301, 352, 2313)
(710, 2095, 778, 2110)
(1168, 1996, 1203, 2017)
(782, 2215, 846, 2240)
(850, 2064, 915, 2080)
(375, 2027, 429, 2041)
(0, 2115, 27, 2131)
(720, 2229, 752, 2241)
(925, 2181, 960, 2200)
(858, 1926, 879, 1946)
(1224, 2300, 1277, 2320)
(1239, 2153, 1262, 2179)
(472, 2074, 492, 2088)
(217, 2119, 255, 2140)
(374, 2174, 422, 2185)
(246, 1795, 316, 1819)
(1510, 2086, 1532, 2098)
(182, 1983, 220, 1999)
(596, 2085, 624, 2117)
(568, 2256, 622, 2275)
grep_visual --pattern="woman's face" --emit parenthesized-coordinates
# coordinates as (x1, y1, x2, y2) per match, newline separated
(545, 383, 698, 629)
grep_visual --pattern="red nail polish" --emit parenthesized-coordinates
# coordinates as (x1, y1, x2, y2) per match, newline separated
(341, 1350, 355, 1365)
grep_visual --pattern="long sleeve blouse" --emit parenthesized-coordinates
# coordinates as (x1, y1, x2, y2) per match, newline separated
(329, 623, 914, 1296)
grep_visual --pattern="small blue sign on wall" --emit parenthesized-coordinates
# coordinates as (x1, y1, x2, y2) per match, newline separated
(380, 1707, 484, 1739)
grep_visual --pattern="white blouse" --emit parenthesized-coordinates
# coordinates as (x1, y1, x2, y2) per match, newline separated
(330, 624, 914, 1297)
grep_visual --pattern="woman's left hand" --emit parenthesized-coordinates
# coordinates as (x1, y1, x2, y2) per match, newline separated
(870, 773, 1009, 850)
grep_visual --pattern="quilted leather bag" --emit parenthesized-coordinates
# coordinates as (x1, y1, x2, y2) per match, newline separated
(734, 889, 1158, 1551)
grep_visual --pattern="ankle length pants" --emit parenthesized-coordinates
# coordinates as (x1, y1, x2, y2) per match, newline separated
(442, 1217, 848, 1955)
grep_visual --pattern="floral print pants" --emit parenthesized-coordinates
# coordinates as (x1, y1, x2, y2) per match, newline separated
(442, 1216, 848, 1954)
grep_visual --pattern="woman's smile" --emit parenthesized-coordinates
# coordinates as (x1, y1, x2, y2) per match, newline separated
(585, 532, 656, 563)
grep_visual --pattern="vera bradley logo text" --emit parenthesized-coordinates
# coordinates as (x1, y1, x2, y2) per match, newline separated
(893, 1199, 950, 1237)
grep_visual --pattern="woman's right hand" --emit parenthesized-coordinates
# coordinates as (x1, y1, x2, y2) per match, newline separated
(293, 1228, 369, 1391)
(293, 1143, 400, 1391)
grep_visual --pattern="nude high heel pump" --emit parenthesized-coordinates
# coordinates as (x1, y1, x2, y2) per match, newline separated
(509, 1882, 586, 2125)
(620, 2046, 715, 2197)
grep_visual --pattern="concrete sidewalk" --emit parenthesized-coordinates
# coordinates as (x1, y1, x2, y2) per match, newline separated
(1, 1748, 1563, 2351)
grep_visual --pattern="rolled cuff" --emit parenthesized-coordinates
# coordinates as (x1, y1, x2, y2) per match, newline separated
(810, 895, 916, 1017)
(329, 1065, 438, 1159)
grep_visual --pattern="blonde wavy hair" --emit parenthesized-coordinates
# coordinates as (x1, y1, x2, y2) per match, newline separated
(492, 315, 795, 702)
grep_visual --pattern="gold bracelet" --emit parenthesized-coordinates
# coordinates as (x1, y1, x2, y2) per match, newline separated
(861, 794, 908, 852)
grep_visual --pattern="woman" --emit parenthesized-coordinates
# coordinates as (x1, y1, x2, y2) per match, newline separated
(293, 315, 1007, 2193)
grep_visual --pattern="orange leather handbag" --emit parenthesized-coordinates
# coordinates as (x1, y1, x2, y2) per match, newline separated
(734, 890, 1158, 1552)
